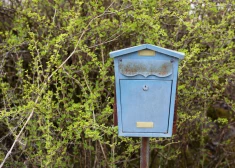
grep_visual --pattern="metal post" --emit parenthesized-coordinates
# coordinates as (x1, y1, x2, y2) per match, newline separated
(140, 137, 149, 168)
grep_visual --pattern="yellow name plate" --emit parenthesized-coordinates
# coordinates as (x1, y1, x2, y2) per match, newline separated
(136, 122, 154, 128)
(138, 50, 156, 56)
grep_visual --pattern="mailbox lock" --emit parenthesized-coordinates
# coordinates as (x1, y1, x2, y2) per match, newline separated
(143, 85, 149, 91)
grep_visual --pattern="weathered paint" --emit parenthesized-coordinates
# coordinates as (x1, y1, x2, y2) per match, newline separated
(119, 59, 172, 77)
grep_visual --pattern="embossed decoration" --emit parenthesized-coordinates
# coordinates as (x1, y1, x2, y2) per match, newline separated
(119, 59, 172, 77)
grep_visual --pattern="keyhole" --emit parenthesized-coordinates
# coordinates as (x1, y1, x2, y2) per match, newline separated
(143, 85, 148, 91)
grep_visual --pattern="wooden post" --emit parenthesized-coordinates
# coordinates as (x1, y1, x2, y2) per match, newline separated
(140, 137, 149, 168)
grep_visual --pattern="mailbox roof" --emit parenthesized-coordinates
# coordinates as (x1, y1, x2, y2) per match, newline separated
(109, 44, 184, 59)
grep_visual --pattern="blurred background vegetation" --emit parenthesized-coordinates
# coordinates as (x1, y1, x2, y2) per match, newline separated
(0, 0, 235, 167)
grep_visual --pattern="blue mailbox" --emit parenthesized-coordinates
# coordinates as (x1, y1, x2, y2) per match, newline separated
(110, 44, 184, 137)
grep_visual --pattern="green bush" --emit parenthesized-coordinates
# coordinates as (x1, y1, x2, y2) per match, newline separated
(0, 0, 235, 167)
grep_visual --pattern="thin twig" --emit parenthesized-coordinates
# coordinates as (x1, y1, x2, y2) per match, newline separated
(52, 8, 57, 24)
(98, 140, 109, 167)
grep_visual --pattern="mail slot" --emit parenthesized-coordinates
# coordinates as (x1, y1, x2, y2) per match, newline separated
(110, 44, 184, 137)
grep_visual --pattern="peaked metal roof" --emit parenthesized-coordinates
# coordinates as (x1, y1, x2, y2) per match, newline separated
(109, 44, 185, 59)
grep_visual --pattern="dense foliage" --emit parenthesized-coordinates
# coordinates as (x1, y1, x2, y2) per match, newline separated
(0, 0, 235, 167)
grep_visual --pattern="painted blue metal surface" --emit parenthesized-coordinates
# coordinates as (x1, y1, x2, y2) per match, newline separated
(120, 80, 172, 133)
(110, 44, 184, 59)
(110, 44, 184, 137)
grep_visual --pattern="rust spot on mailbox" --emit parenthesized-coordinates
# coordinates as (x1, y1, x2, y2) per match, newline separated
(159, 64, 168, 76)
(119, 59, 172, 77)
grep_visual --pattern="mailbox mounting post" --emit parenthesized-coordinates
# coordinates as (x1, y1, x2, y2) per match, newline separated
(141, 137, 149, 168)
(110, 44, 184, 167)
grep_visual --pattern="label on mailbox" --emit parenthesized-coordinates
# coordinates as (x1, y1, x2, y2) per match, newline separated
(138, 50, 156, 56)
(136, 122, 154, 128)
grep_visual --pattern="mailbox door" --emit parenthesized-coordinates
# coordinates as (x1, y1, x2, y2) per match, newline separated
(120, 80, 172, 133)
